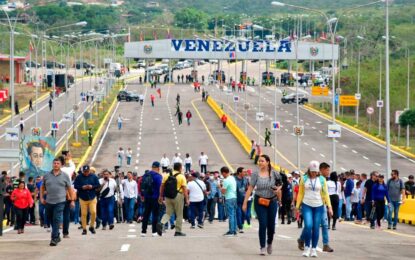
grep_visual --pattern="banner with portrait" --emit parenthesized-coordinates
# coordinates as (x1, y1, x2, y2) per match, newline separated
(22, 136, 56, 180)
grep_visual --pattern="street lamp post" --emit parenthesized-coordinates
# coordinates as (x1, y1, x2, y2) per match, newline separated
(385, 0, 391, 179)
(406, 47, 410, 148)
(356, 37, 363, 125)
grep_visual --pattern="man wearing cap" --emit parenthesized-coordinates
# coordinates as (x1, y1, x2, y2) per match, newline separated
(74, 165, 100, 235)
(141, 162, 163, 237)
(187, 172, 206, 229)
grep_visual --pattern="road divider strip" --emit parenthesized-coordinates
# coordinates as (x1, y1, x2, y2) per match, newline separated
(303, 104, 415, 159)
(206, 97, 288, 173)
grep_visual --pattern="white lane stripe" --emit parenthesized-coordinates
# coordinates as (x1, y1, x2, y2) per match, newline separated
(304, 142, 309, 146)
(129, 224, 136, 227)
(320, 153, 325, 158)
(341, 167, 346, 171)
(352, 150, 358, 154)
(128, 229, 136, 233)
(363, 156, 369, 160)
(342, 144, 348, 148)
(312, 126, 316, 130)
(311, 147, 316, 151)
(277, 235, 292, 239)
(375, 163, 381, 167)
(127, 235, 137, 238)
(120, 244, 130, 252)
(319, 130, 323, 134)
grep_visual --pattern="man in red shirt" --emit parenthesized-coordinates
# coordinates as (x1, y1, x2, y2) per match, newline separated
(150, 94, 155, 107)
(221, 114, 228, 128)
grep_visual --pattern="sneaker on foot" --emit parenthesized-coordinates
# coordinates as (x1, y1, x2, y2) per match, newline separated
(267, 244, 273, 255)
(387, 224, 391, 229)
(190, 225, 195, 229)
(82, 229, 87, 235)
(140, 232, 146, 237)
(393, 226, 397, 230)
(109, 224, 115, 230)
(89, 227, 96, 234)
(238, 229, 244, 233)
(311, 248, 318, 257)
(152, 233, 159, 237)
(197, 224, 204, 229)
(260, 247, 266, 256)
(156, 223, 163, 236)
(302, 247, 310, 257)
(174, 232, 186, 237)
(50, 239, 58, 247)
(223, 231, 235, 237)
(297, 238, 305, 251)
(323, 245, 334, 252)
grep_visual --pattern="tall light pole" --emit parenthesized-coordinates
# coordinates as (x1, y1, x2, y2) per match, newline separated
(385, 0, 391, 179)
(406, 47, 410, 148)
(356, 36, 364, 125)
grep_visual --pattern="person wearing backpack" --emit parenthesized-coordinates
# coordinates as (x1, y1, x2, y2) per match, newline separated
(98, 170, 117, 231)
(141, 162, 163, 237)
(157, 162, 189, 237)
(387, 169, 406, 230)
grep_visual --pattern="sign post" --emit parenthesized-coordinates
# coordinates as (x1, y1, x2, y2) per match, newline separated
(328, 124, 341, 138)
(293, 125, 304, 136)
(339, 95, 358, 107)
(367, 106, 374, 132)
(256, 112, 264, 122)
(271, 121, 281, 131)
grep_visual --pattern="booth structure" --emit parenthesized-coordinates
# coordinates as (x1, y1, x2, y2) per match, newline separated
(0, 54, 26, 83)
(124, 39, 338, 82)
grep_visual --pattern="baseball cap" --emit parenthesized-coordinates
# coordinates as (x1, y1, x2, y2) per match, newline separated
(152, 161, 160, 168)
(82, 165, 90, 172)
(308, 161, 320, 172)
(287, 173, 292, 178)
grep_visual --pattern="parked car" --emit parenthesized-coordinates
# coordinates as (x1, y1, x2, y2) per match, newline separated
(25, 61, 41, 68)
(281, 93, 308, 104)
(117, 90, 139, 102)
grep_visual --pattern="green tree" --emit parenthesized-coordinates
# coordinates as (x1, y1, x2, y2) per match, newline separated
(399, 109, 415, 128)
(174, 8, 208, 30)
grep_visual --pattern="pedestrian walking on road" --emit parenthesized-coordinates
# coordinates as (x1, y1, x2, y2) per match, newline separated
(117, 114, 123, 130)
(184, 153, 192, 173)
(157, 162, 189, 237)
(220, 166, 237, 237)
(387, 170, 405, 230)
(40, 158, 74, 246)
(176, 94, 180, 106)
(296, 161, 333, 258)
(126, 148, 132, 166)
(140, 162, 163, 237)
(88, 128, 93, 146)
(139, 94, 144, 105)
(249, 140, 256, 159)
(122, 172, 138, 224)
(327, 172, 341, 230)
(11, 180, 33, 234)
(254, 144, 262, 165)
(74, 165, 100, 236)
(157, 88, 161, 98)
(117, 147, 124, 167)
(372, 175, 390, 229)
(188, 172, 206, 229)
(28, 98, 33, 111)
(19, 117, 24, 132)
(177, 110, 183, 125)
(150, 94, 155, 107)
(264, 128, 272, 147)
(48, 99, 53, 111)
(202, 89, 206, 101)
(243, 155, 282, 255)
(160, 154, 170, 172)
(221, 114, 228, 129)
(181, 74, 184, 83)
(14, 101, 19, 115)
(186, 110, 192, 126)
(177, 75, 180, 83)
(235, 167, 248, 233)
(99, 170, 117, 231)
(199, 152, 208, 174)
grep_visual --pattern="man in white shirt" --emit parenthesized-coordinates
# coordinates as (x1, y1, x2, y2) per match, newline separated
(126, 148, 132, 166)
(184, 153, 192, 173)
(187, 172, 206, 228)
(172, 153, 183, 165)
(199, 152, 208, 174)
(99, 170, 117, 230)
(122, 172, 138, 223)
(61, 152, 76, 178)
(160, 153, 170, 172)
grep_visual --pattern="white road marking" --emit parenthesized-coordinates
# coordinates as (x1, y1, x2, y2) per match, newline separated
(128, 229, 136, 233)
(127, 235, 137, 238)
(173, 128, 176, 131)
(120, 244, 130, 252)
(320, 153, 325, 158)
(154, 118, 160, 121)
(341, 167, 346, 171)
(319, 130, 323, 134)
(277, 235, 292, 239)
(129, 224, 136, 227)
(316, 121, 322, 124)
(363, 156, 369, 160)
(312, 126, 316, 130)
(342, 144, 348, 148)
(285, 120, 292, 123)
(375, 163, 381, 167)
(284, 129, 288, 132)
(304, 142, 309, 146)
(136, 153, 139, 157)
(352, 150, 358, 154)
(306, 122, 310, 126)
(135, 160, 139, 164)
(175, 141, 179, 145)
(176, 147, 180, 150)
(311, 147, 316, 151)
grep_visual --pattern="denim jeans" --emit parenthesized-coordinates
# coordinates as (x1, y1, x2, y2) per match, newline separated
(189, 201, 204, 226)
(302, 204, 324, 248)
(388, 201, 400, 227)
(225, 198, 237, 233)
(38, 202, 48, 226)
(345, 196, 352, 220)
(100, 196, 115, 226)
(63, 200, 71, 235)
(245, 200, 253, 225)
(185, 163, 191, 173)
(207, 198, 217, 222)
(338, 198, 344, 219)
(118, 122, 122, 130)
(321, 206, 329, 245)
(118, 156, 123, 167)
(236, 201, 246, 230)
(127, 156, 131, 165)
(46, 202, 65, 240)
(124, 197, 136, 222)
(73, 200, 80, 224)
(254, 196, 278, 248)
(142, 198, 160, 234)
(218, 200, 225, 221)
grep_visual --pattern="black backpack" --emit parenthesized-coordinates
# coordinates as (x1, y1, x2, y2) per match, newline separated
(141, 172, 154, 196)
(164, 173, 181, 199)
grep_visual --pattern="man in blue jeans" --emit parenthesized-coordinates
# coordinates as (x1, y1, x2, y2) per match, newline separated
(387, 170, 406, 230)
(344, 172, 355, 221)
(122, 172, 138, 223)
(40, 158, 74, 246)
(235, 167, 248, 233)
(220, 166, 237, 236)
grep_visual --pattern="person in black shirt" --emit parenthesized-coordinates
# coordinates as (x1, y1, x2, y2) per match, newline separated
(361, 171, 378, 228)
(26, 177, 37, 224)
(405, 175, 414, 197)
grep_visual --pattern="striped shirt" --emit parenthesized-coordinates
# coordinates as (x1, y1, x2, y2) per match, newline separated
(249, 171, 282, 199)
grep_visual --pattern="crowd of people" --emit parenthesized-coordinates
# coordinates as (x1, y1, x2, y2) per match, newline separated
(1, 150, 413, 256)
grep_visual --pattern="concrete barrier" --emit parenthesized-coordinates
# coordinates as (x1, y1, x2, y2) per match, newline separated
(398, 196, 415, 225)
(206, 97, 287, 173)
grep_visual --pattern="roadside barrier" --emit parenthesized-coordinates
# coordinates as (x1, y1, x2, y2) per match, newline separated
(399, 195, 415, 225)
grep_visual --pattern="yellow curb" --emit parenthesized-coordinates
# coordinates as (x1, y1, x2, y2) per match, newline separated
(80, 130, 87, 135)
(72, 142, 82, 147)
(304, 104, 415, 159)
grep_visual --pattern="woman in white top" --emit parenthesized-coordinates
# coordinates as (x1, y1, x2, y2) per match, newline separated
(126, 148, 132, 166)
(327, 172, 341, 230)
(117, 147, 124, 167)
(99, 170, 118, 230)
(184, 153, 192, 173)
(296, 161, 332, 258)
